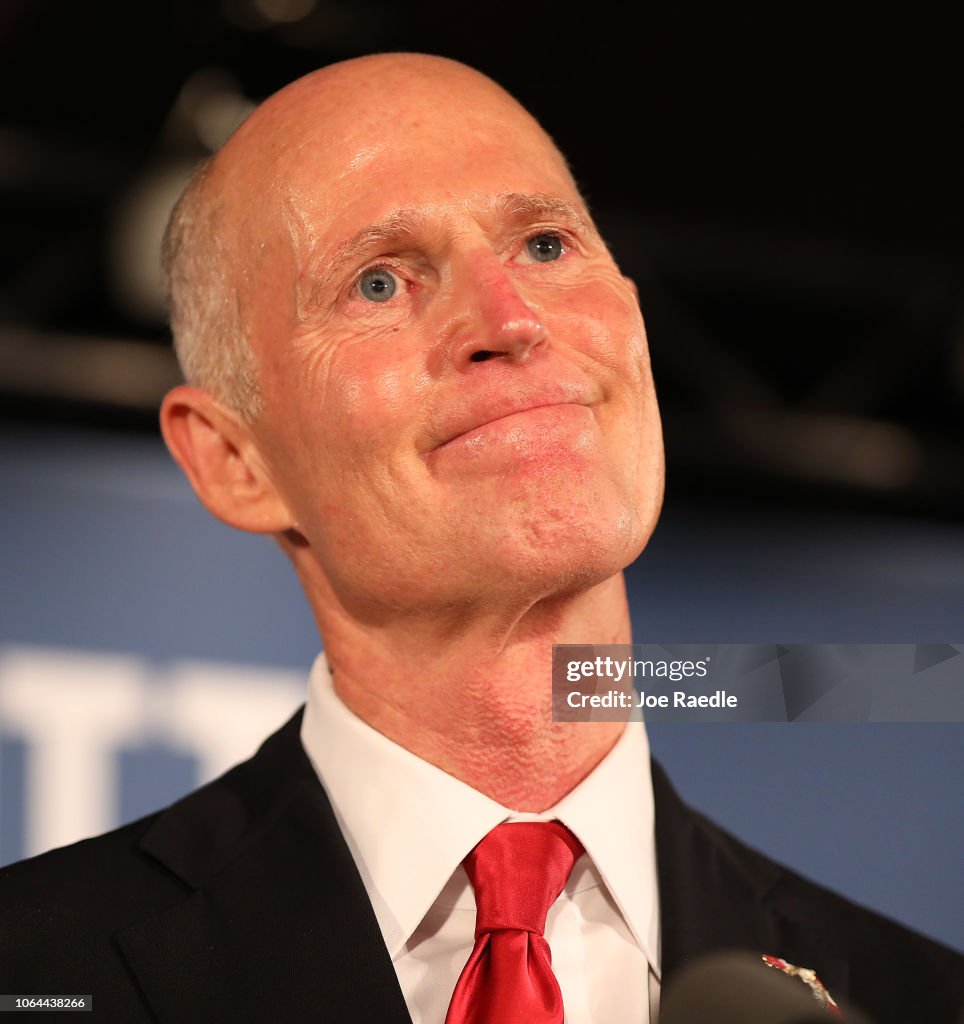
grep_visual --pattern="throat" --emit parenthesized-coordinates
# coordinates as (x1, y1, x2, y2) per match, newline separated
(335, 666, 623, 810)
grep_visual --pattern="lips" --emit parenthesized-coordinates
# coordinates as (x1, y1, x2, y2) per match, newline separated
(429, 381, 599, 452)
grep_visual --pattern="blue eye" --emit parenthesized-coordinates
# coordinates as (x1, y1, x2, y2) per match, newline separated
(526, 233, 564, 262)
(358, 267, 397, 302)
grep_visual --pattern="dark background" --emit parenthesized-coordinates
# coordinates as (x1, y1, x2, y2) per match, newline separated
(2, 0, 961, 519)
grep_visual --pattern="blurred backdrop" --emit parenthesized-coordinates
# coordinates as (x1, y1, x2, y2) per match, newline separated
(1, 2, 962, 950)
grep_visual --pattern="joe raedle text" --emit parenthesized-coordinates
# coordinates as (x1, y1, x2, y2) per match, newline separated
(565, 689, 738, 710)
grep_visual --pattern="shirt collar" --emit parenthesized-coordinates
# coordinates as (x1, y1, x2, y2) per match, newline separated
(300, 653, 659, 973)
(547, 708, 660, 972)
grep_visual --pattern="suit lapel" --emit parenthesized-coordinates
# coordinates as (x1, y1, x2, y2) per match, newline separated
(114, 710, 413, 1023)
(652, 758, 849, 1002)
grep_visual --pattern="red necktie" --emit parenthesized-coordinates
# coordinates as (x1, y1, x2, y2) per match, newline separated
(444, 821, 585, 1024)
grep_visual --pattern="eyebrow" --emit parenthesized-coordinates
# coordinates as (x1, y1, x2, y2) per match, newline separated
(308, 191, 594, 300)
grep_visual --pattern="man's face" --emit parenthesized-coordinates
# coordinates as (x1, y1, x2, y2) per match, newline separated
(233, 63, 663, 617)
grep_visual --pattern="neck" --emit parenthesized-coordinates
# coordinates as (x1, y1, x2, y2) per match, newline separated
(311, 572, 631, 811)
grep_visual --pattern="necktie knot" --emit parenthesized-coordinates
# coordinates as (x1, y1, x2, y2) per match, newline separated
(464, 821, 584, 938)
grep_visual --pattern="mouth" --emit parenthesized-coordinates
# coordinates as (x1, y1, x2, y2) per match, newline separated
(428, 374, 601, 456)
(434, 401, 590, 452)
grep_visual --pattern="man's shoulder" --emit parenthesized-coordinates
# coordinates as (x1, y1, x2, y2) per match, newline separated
(0, 707, 411, 1022)
(0, 810, 188, 1018)
(0, 710, 313, 999)
(0, 810, 182, 948)
(676, 766, 959, 954)
(2, 808, 166, 896)
(736, 826, 964, 1021)
(1, 707, 310, 918)
(651, 758, 964, 1021)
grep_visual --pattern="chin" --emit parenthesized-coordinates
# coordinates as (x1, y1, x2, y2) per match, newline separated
(493, 492, 657, 601)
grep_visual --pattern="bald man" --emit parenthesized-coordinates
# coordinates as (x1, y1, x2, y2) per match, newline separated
(1, 55, 962, 1024)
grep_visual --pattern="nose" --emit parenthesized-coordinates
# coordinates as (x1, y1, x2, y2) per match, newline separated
(447, 255, 547, 369)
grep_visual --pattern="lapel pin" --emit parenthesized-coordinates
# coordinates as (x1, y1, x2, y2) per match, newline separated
(761, 954, 841, 1016)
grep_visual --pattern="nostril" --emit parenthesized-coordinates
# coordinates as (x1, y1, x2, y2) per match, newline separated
(470, 350, 496, 362)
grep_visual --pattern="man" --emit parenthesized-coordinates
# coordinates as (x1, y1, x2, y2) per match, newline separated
(0, 54, 961, 1023)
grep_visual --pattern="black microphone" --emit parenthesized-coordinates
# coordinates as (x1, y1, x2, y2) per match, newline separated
(660, 951, 875, 1024)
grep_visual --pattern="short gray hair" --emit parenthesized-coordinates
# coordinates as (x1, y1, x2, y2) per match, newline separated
(162, 157, 263, 420)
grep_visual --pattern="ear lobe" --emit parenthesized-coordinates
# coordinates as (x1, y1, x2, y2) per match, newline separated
(160, 385, 294, 535)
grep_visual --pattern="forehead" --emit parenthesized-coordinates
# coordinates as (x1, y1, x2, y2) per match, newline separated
(262, 90, 582, 255)
(329, 192, 591, 257)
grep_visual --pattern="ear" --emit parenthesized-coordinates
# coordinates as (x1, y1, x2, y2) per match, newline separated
(160, 385, 294, 534)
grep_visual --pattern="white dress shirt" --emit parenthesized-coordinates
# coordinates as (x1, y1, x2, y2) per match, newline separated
(300, 654, 661, 1022)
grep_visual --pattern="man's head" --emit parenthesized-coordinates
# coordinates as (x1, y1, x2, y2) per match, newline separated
(161, 53, 664, 629)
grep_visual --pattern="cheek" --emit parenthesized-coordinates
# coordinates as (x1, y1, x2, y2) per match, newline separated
(551, 280, 651, 379)
(554, 279, 661, 491)
(278, 320, 414, 435)
(334, 362, 404, 420)
(286, 337, 432, 498)
(325, 343, 428, 439)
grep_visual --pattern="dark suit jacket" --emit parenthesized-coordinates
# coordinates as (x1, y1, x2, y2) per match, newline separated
(1, 709, 961, 1022)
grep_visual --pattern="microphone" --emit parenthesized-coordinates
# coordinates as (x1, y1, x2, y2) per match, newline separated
(660, 951, 875, 1024)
